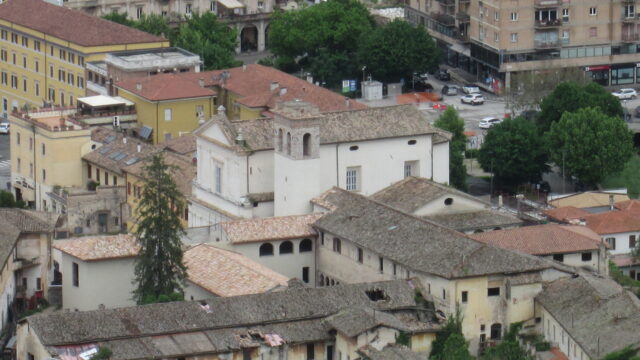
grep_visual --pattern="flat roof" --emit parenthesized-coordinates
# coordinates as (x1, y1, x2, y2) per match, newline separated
(78, 95, 134, 108)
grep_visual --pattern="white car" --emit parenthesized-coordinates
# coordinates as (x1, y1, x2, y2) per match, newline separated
(462, 84, 481, 94)
(0, 123, 9, 134)
(461, 93, 485, 105)
(612, 88, 637, 100)
(479, 117, 502, 129)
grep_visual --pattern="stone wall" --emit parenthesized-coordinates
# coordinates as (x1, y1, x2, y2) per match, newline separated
(65, 185, 127, 236)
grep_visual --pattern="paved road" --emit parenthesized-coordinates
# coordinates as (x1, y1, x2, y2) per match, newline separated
(0, 133, 9, 191)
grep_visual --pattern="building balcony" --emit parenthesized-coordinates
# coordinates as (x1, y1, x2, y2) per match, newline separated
(622, 0, 635, 3)
(622, 33, 640, 42)
(431, 12, 456, 27)
(534, 0, 559, 8)
(534, 19, 561, 28)
(14, 258, 40, 270)
(456, 12, 470, 22)
(622, 14, 639, 22)
(459, 0, 470, 3)
(534, 39, 561, 49)
(436, 0, 455, 6)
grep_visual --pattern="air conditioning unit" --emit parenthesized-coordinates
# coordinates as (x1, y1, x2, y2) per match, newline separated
(113, 115, 120, 128)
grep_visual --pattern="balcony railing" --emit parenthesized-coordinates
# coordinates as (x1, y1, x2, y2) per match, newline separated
(535, 19, 561, 28)
(622, 33, 640, 41)
(622, 14, 639, 21)
(457, 12, 470, 22)
(534, 39, 561, 49)
(534, 0, 559, 7)
(436, 0, 455, 6)
(431, 12, 456, 26)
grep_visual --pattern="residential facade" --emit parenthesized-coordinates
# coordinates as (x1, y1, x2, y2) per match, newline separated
(189, 101, 451, 226)
(583, 210, 640, 255)
(406, 0, 640, 90)
(0, 0, 168, 114)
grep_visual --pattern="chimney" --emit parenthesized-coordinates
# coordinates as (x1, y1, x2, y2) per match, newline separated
(217, 105, 226, 114)
(123, 137, 127, 144)
(270, 81, 279, 91)
(137, 144, 141, 153)
(235, 129, 246, 146)
(198, 78, 205, 87)
(136, 82, 142, 91)
(279, 87, 287, 96)
(242, 64, 247, 72)
(345, 98, 350, 108)
(609, 194, 615, 211)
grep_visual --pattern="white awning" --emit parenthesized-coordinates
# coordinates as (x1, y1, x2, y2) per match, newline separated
(449, 43, 471, 57)
(218, 0, 245, 9)
(78, 95, 133, 108)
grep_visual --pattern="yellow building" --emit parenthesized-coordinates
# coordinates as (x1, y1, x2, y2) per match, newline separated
(10, 108, 93, 211)
(115, 74, 217, 144)
(0, 0, 168, 115)
(123, 150, 195, 230)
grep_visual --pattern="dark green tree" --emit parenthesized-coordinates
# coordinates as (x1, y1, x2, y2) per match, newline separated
(135, 14, 174, 39)
(90, 347, 113, 360)
(437, 333, 474, 360)
(173, 12, 240, 70)
(133, 153, 187, 304)
(602, 347, 640, 360)
(356, 19, 439, 83)
(268, 0, 374, 86)
(101, 11, 134, 26)
(434, 107, 467, 191)
(483, 322, 532, 360)
(546, 107, 634, 187)
(430, 307, 468, 359)
(537, 81, 623, 132)
(622, 157, 640, 199)
(478, 117, 549, 189)
(0, 190, 16, 208)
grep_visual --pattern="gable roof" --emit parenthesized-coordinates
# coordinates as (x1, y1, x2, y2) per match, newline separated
(370, 176, 486, 213)
(163, 134, 197, 155)
(536, 274, 640, 358)
(183, 244, 289, 297)
(53, 234, 140, 261)
(424, 210, 523, 232)
(123, 151, 196, 198)
(201, 105, 447, 153)
(220, 214, 322, 244)
(0, 209, 59, 270)
(469, 224, 602, 256)
(84, 129, 161, 175)
(26, 280, 423, 347)
(182, 64, 366, 113)
(544, 206, 591, 223)
(614, 199, 640, 213)
(583, 210, 640, 234)
(325, 306, 413, 338)
(313, 189, 558, 279)
(116, 73, 217, 102)
(0, 0, 166, 47)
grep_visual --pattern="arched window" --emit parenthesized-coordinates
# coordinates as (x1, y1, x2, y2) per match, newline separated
(319, 274, 324, 286)
(279, 240, 293, 254)
(332, 238, 341, 254)
(286, 132, 291, 155)
(302, 133, 311, 157)
(490, 323, 502, 340)
(299, 238, 313, 252)
(259, 243, 274, 256)
(277, 128, 283, 152)
(325, 276, 330, 286)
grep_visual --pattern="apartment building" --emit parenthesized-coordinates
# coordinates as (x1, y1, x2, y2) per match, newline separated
(407, 0, 640, 90)
(0, 0, 168, 115)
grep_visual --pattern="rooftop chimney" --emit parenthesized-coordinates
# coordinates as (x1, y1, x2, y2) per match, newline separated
(279, 87, 287, 96)
(345, 98, 350, 108)
(137, 144, 141, 153)
(609, 194, 615, 211)
(199, 78, 205, 87)
(123, 137, 127, 144)
(136, 82, 142, 91)
(242, 64, 247, 72)
(270, 82, 279, 91)
(235, 129, 246, 146)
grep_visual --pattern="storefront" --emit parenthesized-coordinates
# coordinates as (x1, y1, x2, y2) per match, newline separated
(611, 64, 635, 85)
(585, 65, 610, 86)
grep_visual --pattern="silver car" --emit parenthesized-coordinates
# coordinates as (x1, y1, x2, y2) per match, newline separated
(461, 93, 484, 105)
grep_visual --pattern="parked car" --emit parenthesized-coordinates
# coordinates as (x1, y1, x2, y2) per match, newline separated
(406, 80, 434, 93)
(462, 84, 481, 94)
(479, 116, 502, 129)
(461, 93, 485, 105)
(435, 69, 451, 81)
(442, 85, 458, 96)
(612, 88, 637, 100)
(0, 123, 9, 134)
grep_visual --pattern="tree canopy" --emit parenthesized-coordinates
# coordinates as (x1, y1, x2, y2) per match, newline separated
(356, 19, 439, 84)
(133, 154, 187, 304)
(622, 157, 640, 199)
(434, 107, 467, 191)
(269, 0, 374, 86)
(482, 322, 532, 360)
(537, 81, 623, 132)
(478, 117, 549, 189)
(430, 307, 471, 359)
(546, 107, 634, 187)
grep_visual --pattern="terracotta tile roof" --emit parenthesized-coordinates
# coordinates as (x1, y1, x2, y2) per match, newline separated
(84, 129, 161, 175)
(611, 253, 640, 268)
(0, 0, 166, 47)
(163, 134, 197, 156)
(583, 210, 640, 234)
(548, 191, 629, 209)
(544, 206, 591, 223)
(221, 214, 322, 243)
(549, 348, 570, 360)
(614, 199, 640, 212)
(123, 151, 195, 197)
(182, 64, 367, 112)
(53, 234, 140, 261)
(116, 73, 217, 101)
(469, 224, 601, 255)
(184, 244, 288, 297)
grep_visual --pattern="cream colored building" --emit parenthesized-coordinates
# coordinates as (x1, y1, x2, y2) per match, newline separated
(406, 0, 640, 89)
(16, 280, 440, 360)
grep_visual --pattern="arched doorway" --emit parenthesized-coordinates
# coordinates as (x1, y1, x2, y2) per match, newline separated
(264, 24, 271, 49)
(240, 25, 258, 52)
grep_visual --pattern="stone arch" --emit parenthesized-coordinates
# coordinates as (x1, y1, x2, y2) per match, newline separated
(302, 133, 311, 157)
(259, 242, 274, 256)
(286, 132, 292, 155)
(240, 24, 259, 52)
(279, 240, 293, 254)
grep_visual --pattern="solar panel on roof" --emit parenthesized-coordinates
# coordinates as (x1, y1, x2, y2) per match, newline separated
(139, 126, 153, 140)
(114, 153, 127, 161)
(98, 146, 111, 154)
(104, 135, 117, 144)
(125, 158, 139, 165)
(108, 151, 122, 160)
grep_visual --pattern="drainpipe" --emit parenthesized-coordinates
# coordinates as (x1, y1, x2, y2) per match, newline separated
(335, 144, 339, 187)
(32, 124, 37, 209)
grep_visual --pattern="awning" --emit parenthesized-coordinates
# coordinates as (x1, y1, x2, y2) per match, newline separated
(449, 43, 471, 57)
(78, 95, 132, 108)
(218, 0, 245, 9)
(585, 65, 610, 72)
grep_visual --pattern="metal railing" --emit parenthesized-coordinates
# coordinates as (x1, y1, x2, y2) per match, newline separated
(534, 18, 562, 27)
(534, 0, 559, 7)
(534, 39, 561, 49)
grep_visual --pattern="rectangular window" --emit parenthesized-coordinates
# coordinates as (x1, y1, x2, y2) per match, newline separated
(113, 175, 117, 186)
(68, 73, 74, 86)
(553, 254, 564, 262)
(42, 169, 46, 181)
(69, 53, 75, 64)
(72, 262, 79, 287)
(581, 252, 592, 261)
(461, 291, 468, 303)
(104, 172, 109, 185)
(127, 181, 131, 195)
(606, 237, 616, 250)
(494, 11, 499, 21)
(10, 33, 16, 43)
(97, 168, 100, 183)
(357, 248, 363, 263)
(48, 88, 55, 102)
(10, 75, 16, 89)
(589, 7, 597, 16)
(136, 6, 143, 19)
(306, 343, 315, 360)
(346, 166, 360, 191)
(1, 72, 6, 85)
(630, 235, 636, 249)
(510, 12, 518, 21)
(214, 163, 222, 193)
(22, 77, 26, 92)
(510, 33, 518, 42)
(88, 164, 92, 179)
(77, 76, 84, 89)
(36, 277, 41, 290)
(302, 267, 309, 283)
(404, 160, 418, 178)
(0, 30, 6, 40)
(22, 56, 26, 68)
(59, 49, 66, 61)
(164, 108, 172, 121)
(442, 289, 446, 300)
(562, 8, 569, 22)
(379, 256, 384, 272)
(186, 3, 192, 14)
(49, 65, 53, 78)
(34, 60, 39, 73)
(0, 49, 6, 62)
(21, 36, 27, 47)
(488, 287, 500, 296)
(16, 158, 20, 173)
(34, 40, 40, 52)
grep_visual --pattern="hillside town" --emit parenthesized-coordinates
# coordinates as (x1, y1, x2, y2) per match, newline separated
(0, 0, 638, 359)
